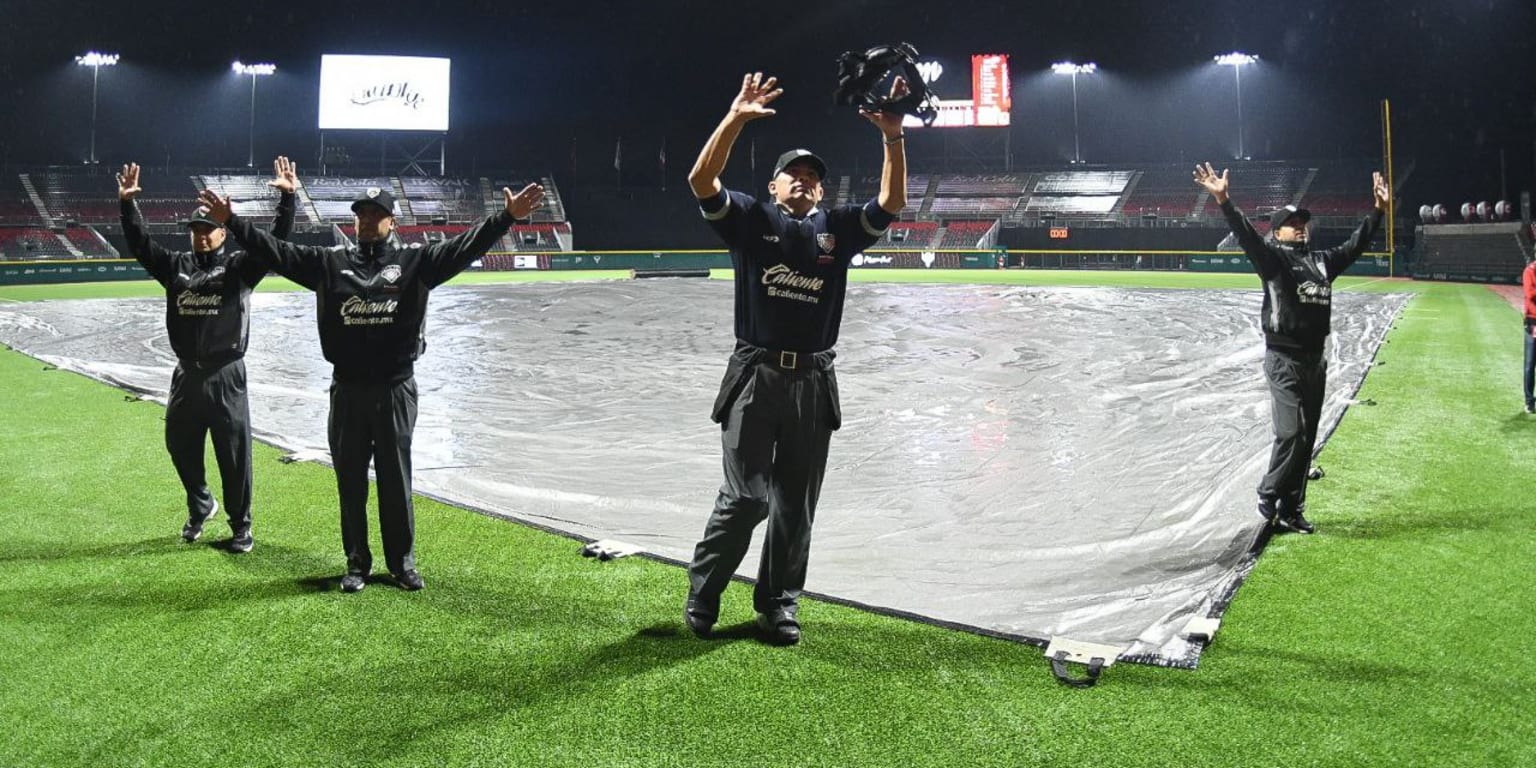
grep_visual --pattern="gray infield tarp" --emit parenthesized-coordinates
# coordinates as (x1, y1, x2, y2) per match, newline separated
(0, 281, 1408, 665)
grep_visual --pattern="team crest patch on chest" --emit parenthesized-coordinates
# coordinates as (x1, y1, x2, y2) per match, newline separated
(816, 233, 836, 254)
(381, 264, 402, 283)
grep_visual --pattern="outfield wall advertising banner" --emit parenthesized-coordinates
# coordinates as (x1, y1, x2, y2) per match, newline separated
(318, 55, 451, 132)
(0, 260, 148, 285)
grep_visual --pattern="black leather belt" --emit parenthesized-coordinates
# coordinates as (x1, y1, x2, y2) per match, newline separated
(178, 354, 240, 371)
(737, 341, 831, 371)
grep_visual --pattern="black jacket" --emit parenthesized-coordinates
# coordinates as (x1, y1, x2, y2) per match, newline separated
(1220, 199, 1383, 351)
(121, 194, 296, 366)
(227, 211, 518, 384)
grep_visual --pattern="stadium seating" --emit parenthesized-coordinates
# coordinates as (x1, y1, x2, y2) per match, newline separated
(929, 197, 1018, 216)
(0, 199, 42, 226)
(877, 221, 939, 248)
(938, 220, 996, 248)
(1412, 224, 1528, 279)
(845, 174, 932, 213)
(489, 175, 564, 222)
(1031, 171, 1133, 196)
(1297, 163, 1381, 218)
(62, 228, 117, 258)
(1120, 165, 1201, 217)
(0, 175, 43, 225)
(1196, 163, 1308, 218)
(400, 177, 484, 223)
(511, 224, 562, 251)
(0, 228, 72, 259)
(306, 177, 395, 221)
(198, 175, 288, 220)
(34, 168, 197, 224)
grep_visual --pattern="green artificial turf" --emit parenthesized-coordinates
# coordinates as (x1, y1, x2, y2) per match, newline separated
(0, 272, 1530, 767)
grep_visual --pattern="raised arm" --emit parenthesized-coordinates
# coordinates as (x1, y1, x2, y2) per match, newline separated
(421, 183, 545, 287)
(861, 77, 909, 215)
(265, 155, 299, 241)
(1195, 162, 1279, 277)
(1321, 172, 1389, 276)
(198, 189, 328, 290)
(116, 163, 177, 286)
(687, 73, 782, 199)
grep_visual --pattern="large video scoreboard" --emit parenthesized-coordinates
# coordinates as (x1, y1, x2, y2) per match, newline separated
(903, 54, 1011, 129)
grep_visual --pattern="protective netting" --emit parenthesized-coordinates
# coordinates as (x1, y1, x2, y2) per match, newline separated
(0, 281, 1408, 665)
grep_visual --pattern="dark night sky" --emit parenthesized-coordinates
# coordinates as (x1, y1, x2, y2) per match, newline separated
(1, 0, 1531, 204)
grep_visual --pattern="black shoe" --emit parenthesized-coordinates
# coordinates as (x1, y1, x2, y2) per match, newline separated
(394, 570, 424, 591)
(1256, 497, 1281, 525)
(684, 597, 717, 638)
(756, 610, 801, 646)
(340, 573, 367, 593)
(1274, 512, 1317, 535)
(229, 528, 253, 554)
(181, 500, 219, 542)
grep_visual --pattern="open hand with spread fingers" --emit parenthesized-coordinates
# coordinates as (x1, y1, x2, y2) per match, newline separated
(195, 189, 234, 224)
(1193, 162, 1230, 204)
(268, 156, 298, 194)
(729, 72, 783, 123)
(117, 163, 143, 201)
(1372, 171, 1390, 211)
(504, 183, 546, 219)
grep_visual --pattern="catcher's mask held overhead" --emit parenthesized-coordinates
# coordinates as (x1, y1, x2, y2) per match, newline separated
(834, 43, 940, 126)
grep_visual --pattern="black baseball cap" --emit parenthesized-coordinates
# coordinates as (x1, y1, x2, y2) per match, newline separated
(772, 149, 828, 180)
(1269, 204, 1311, 230)
(350, 187, 397, 216)
(180, 207, 223, 230)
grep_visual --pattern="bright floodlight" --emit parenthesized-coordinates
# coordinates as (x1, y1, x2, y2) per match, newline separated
(1051, 62, 1097, 164)
(74, 51, 120, 67)
(1213, 52, 1258, 66)
(1052, 62, 1097, 75)
(232, 61, 276, 76)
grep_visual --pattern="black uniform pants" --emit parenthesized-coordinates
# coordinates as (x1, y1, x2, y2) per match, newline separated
(1257, 346, 1327, 511)
(165, 359, 252, 532)
(328, 376, 418, 576)
(689, 347, 839, 616)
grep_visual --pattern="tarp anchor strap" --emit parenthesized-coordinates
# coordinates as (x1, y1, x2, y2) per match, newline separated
(1045, 637, 1126, 688)
(1050, 652, 1104, 688)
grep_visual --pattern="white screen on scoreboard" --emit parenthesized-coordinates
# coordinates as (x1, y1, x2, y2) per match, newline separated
(318, 55, 451, 132)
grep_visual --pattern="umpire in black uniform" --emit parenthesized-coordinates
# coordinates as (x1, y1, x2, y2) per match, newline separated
(684, 72, 907, 645)
(198, 180, 545, 592)
(118, 159, 297, 551)
(1194, 162, 1388, 535)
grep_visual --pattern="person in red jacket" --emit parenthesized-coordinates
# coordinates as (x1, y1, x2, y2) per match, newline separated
(1522, 250, 1536, 413)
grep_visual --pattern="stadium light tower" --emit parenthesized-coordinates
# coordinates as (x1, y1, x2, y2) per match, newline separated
(232, 61, 277, 167)
(1213, 52, 1258, 160)
(1051, 62, 1096, 164)
(74, 51, 120, 165)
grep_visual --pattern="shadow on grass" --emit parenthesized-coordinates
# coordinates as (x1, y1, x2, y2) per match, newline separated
(0, 539, 343, 618)
(1499, 412, 1536, 433)
(1320, 504, 1522, 540)
(201, 618, 737, 767)
(0, 536, 185, 563)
